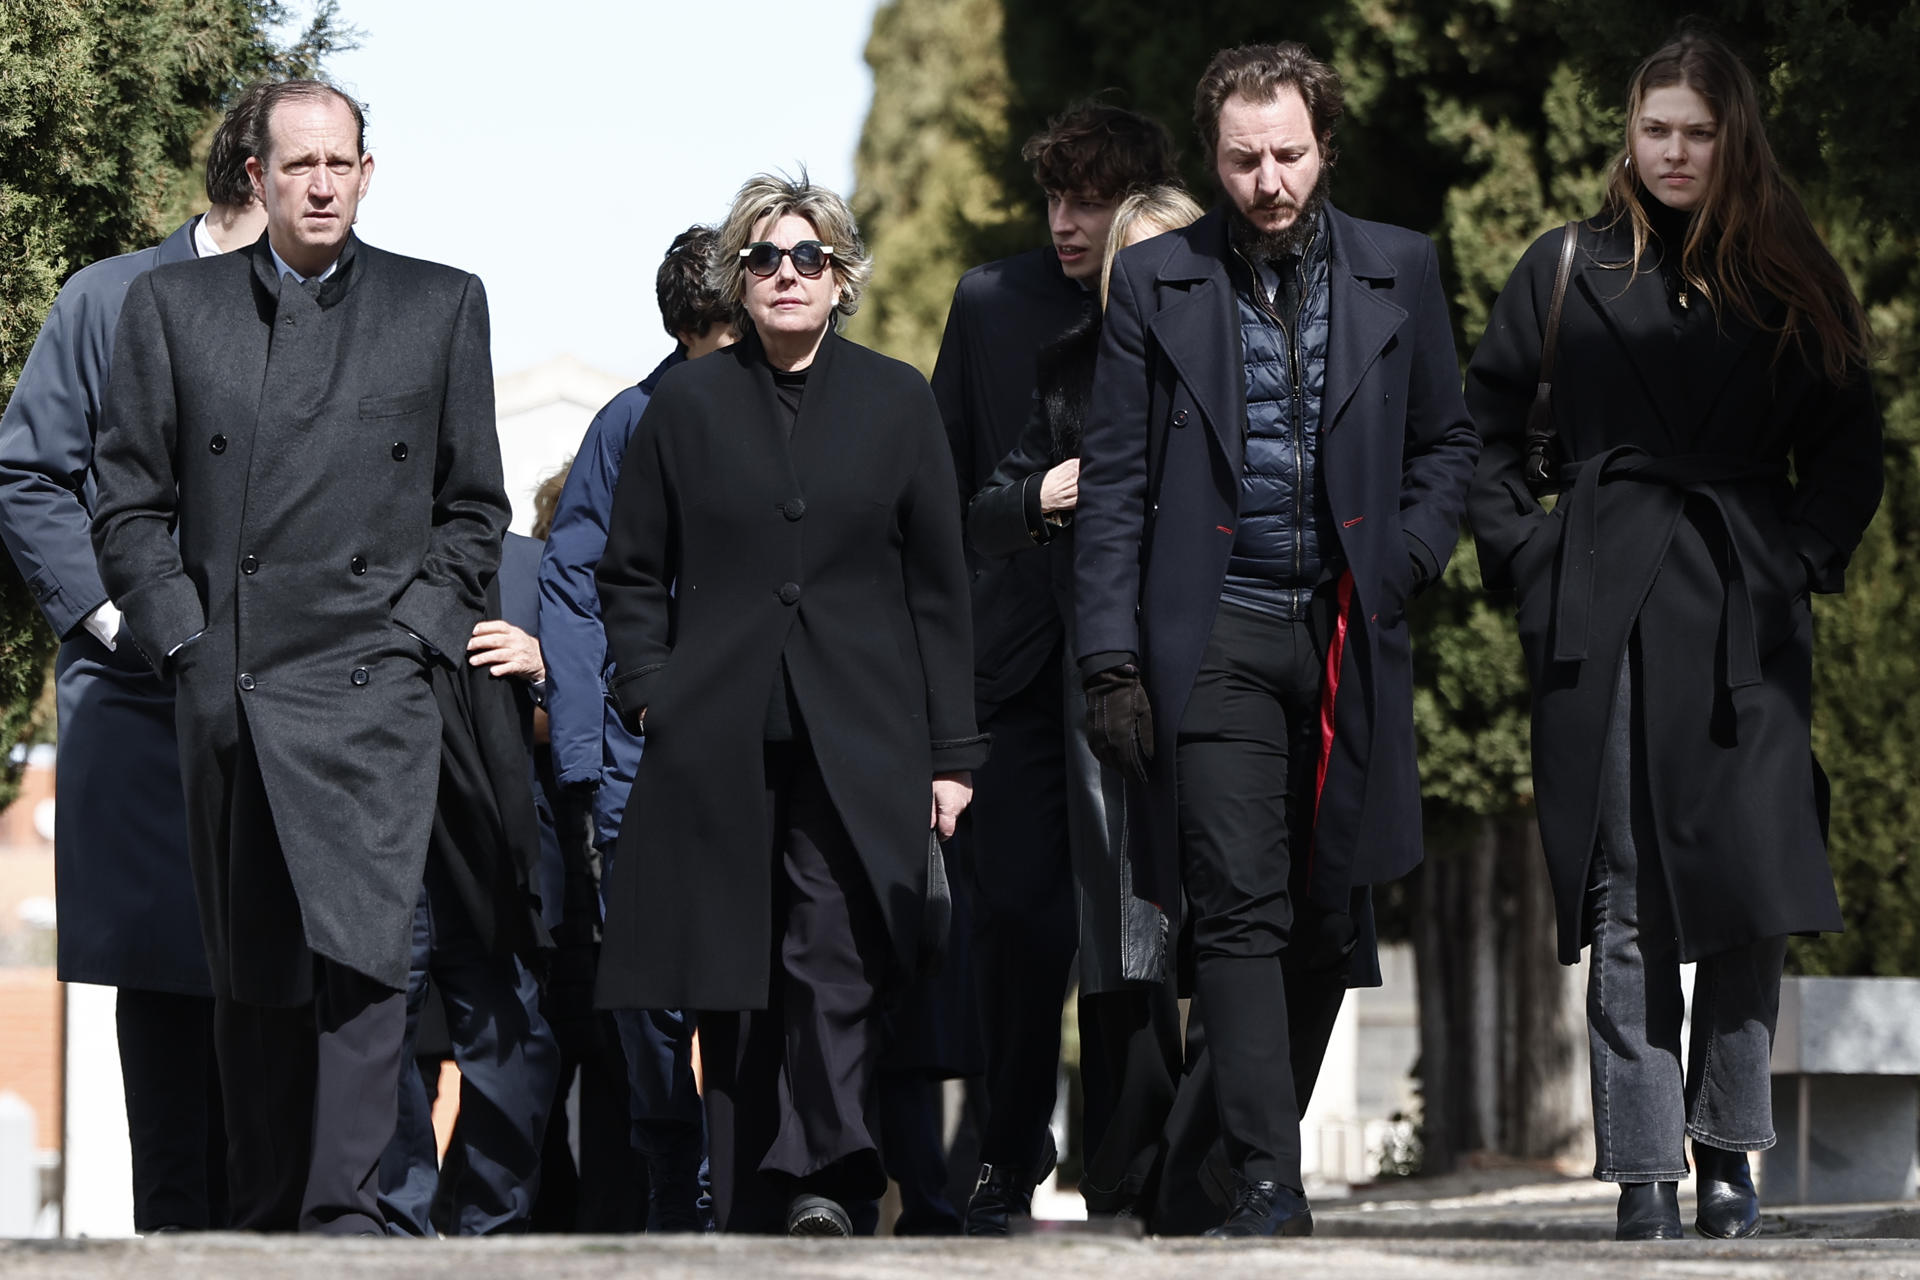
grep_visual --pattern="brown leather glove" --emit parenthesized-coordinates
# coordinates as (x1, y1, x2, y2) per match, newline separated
(1084, 663, 1154, 783)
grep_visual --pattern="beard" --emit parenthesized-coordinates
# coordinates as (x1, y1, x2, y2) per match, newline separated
(1228, 165, 1333, 260)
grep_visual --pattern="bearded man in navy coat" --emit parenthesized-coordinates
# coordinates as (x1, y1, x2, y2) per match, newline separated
(1073, 44, 1478, 1236)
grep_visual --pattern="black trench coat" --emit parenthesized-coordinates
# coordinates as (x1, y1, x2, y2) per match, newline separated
(1466, 216, 1883, 964)
(92, 235, 509, 1003)
(594, 331, 988, 1013)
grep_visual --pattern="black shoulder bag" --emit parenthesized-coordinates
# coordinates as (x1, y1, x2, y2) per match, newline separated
(1523, 221, 1581, 495)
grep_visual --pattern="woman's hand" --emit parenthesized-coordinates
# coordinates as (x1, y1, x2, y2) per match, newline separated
(930, 771, 973, 840)
(1038, 458, 1080, 514)
(467, 619, 545, 683)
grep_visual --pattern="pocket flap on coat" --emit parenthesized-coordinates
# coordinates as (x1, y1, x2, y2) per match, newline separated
(358, 388, 432, 418)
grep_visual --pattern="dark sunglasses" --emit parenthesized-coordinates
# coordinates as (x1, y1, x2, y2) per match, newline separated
(740, 240, 834, 278)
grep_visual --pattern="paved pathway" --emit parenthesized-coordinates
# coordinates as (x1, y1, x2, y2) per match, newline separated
(5, 1235, 1920, 1278)
(10, 1169, 1920, 1276)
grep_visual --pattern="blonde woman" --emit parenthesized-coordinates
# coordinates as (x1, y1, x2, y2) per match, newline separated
(595, 173, 986, 1236)
(965, 183, 1203, 1223)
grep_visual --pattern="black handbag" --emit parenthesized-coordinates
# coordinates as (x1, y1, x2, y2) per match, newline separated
(918, 829, 952, 976)
(1523, 221, 1581, 494)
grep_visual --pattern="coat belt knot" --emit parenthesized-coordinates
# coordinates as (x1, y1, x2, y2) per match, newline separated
(1552, 446, 1785, 688)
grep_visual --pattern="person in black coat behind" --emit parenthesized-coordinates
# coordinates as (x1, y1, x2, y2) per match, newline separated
(1466, 30, 1883, 1242)
(595, 173, 988, 1237)
(967, 184, 1202, 1224)
(933, 100, 1179, 1237)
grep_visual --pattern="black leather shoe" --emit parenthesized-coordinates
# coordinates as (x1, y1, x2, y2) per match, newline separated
(1693, 1143, 1761, 1239)
(963, 1132, 1057, 1236)
(1615, 1181, 1684, 1240)
(787, 1193, 852, 1237)
(1202, 1179, 1313, 1238)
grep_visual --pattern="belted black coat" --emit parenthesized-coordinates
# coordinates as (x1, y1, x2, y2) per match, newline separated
(1466, 215, 1883, 963)
(1074, 206, 1480, 927)
(92, 234, 509, 1003)
(594, 331, 988, 1013)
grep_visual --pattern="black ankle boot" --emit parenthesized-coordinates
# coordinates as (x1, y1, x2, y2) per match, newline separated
(962, 1133, 1057, 1237)
(1615, 1180, 1684, 1240)
(1693, 1143, 1760, 1239)
(1202, 1178, 1313, 1238)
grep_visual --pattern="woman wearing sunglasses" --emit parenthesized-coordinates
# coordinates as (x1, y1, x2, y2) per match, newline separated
(594, 173, 986, 1236)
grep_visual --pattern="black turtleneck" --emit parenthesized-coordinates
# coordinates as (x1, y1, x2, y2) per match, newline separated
(1636, 185, 1721, 418)
(1636, 186, 1707, 314)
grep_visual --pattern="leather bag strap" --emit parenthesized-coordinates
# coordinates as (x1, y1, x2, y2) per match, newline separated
(1523, 221, 1581, 491)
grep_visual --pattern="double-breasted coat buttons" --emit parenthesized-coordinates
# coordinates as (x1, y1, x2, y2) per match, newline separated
(240, 555, 258, 574)
(350, 556, 367, 575)
(350, 667, 370, 686)
(209, 434, 228, 454)
(237, 673, 256, 691)
(391, 442, 409, 461)
(1172, 409, 1189, 427)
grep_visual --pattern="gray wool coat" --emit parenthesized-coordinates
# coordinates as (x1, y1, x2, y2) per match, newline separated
(91, 233, 509, 1004)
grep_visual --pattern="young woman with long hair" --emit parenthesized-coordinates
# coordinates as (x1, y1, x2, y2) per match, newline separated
(1465, 29, 1882, 1241)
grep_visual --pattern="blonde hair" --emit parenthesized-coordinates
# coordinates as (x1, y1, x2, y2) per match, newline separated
(708, 171, 873, 338)
(1100, 185, 1205, 306)
(531, 460, 570, 541)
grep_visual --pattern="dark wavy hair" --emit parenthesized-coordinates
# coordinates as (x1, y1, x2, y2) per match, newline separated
(1022, 100, 1178, 200)
(205, 82, 275, 207)
(1603, 28, 1871, 382)
(656, 225, 728, 341)
(1193, 42, 1344, 167)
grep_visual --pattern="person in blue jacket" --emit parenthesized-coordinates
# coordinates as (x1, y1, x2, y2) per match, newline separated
(535, 226, 733, 1229)
(0, 85, 269, 1232)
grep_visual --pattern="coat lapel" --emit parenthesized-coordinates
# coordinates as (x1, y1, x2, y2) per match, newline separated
(155, 217, 201, 267)
(1148, 211, 1244, 475)
(1576, 232, 1680, 439)
(1322, 208, 1406, 434)
(1691, 294, 1778, 435)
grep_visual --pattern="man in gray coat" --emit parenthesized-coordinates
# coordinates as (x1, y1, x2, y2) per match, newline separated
(92, 79, 510, 1234)
(0, 86, 271, 1232)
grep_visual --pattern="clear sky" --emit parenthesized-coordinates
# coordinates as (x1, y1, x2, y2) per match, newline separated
(318, 0, 884, 383)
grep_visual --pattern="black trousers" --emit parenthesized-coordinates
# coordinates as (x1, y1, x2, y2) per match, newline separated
(533, 953, 649, 1233)
(1176, 600, 1356, 1191)
(967, 653, 1077, 1171)
(698, 737, 891, 1233)
(116, 989, 227, 1231)
(213, 958, 407, 1233)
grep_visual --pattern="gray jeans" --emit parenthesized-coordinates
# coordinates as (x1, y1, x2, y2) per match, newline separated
(1586, 650, 1787, 1182)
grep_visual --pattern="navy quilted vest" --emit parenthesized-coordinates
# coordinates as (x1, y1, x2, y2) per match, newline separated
(1222, 221, 1342, 618)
